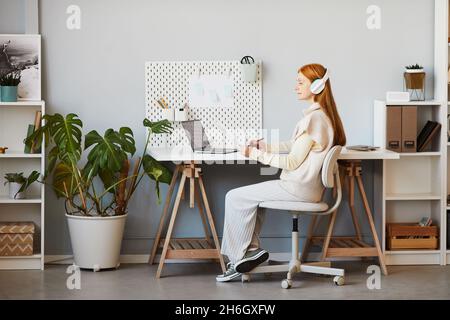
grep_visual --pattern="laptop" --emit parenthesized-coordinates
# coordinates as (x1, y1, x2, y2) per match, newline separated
(181, 120, 238, 154)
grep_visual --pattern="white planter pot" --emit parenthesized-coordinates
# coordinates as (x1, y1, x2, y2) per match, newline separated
(66, 213, 127, 270)
(8, 182, 25, 199)
(405, 69, 424, 73)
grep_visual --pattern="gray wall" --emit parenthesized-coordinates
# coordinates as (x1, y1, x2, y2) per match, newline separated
(0, 0, 25, 33)
(1, 0, 435, 255)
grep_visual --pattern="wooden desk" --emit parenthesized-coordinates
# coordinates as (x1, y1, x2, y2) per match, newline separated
(148, 146, 399, 278)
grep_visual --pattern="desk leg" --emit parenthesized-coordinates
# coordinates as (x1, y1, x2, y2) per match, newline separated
(156, 171, 187, 279)
(355, 174, 388, 275)
(198, 175, 226, 272)
(190, 162, 195, 208)
(149, 165, 180, 265)
(195, 182, 213, 247)
(348, 175, 363, 240)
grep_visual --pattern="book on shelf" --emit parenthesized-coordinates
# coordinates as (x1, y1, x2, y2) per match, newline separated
(30, 111, 42, 153)
(23, 124, 35, 154)
(417, 121, 441, 152)
(23, 111, 42, 154)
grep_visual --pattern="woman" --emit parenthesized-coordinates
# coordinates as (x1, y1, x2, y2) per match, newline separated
(217, 63, 346, 282)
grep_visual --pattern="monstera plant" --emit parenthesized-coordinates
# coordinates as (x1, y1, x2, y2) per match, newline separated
(25, 114, 172, 270)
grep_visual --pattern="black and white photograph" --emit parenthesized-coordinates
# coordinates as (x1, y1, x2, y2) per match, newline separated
(0, 34, 41, 100)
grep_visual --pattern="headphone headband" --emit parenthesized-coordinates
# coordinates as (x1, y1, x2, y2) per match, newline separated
(321, 69, 329, 83)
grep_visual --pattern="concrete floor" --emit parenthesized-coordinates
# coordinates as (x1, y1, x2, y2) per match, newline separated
(1, 261, 449, 299)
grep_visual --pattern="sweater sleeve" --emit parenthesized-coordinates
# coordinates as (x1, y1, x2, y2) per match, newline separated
(248, 133, 314, 170)
(266, 140, 293, 153)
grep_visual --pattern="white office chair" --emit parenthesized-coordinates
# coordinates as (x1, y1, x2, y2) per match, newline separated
(242, 145, 344, 289)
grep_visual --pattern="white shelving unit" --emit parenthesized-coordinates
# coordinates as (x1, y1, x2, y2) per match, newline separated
(374, 99, 445, 265)
(0, 101, 45, 270)
(371, 0, 449, 266)
(441, 0, 450, 266)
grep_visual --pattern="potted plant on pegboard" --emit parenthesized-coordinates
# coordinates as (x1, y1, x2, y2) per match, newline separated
(0, 71, 21, 102)
(404, 64, 425, 101)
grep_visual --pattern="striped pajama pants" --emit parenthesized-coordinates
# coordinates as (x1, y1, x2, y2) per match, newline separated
(220, 179, 303, 264)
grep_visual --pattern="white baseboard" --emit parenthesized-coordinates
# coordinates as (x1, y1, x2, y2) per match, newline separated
(45, 252, 363, 265)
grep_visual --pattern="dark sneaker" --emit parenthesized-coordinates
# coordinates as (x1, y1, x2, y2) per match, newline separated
(234, 248, 269, 273)
(216, 262, 241, 282)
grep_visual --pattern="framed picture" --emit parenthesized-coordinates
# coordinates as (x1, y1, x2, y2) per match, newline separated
(0, 34, 41, 101)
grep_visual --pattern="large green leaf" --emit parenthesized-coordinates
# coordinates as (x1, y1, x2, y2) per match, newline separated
(143, 119, 173, 134)
(84, 127, 136, 177)
(24, 113, 83, 167)
(17, 171, 40, 195)
(52, 163, 77, 198)
(142, 154, 172, 201)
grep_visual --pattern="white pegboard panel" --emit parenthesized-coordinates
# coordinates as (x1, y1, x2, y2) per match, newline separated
(145, 60, 262, 148)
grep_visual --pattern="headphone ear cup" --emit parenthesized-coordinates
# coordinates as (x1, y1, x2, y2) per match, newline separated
(310, 79, 324, 94)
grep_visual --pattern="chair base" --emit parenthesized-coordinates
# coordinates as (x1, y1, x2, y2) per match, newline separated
(241, 258, 345, 289)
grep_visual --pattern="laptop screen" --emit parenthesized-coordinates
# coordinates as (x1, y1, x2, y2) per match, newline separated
(181, 120, 210, 150)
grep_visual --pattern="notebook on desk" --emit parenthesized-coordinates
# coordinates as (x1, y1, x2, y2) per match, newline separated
(346, 145, 380, 151)
(181, 120, 238, 154)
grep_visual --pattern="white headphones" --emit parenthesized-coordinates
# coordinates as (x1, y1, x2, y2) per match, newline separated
(310, 68, 329, 94)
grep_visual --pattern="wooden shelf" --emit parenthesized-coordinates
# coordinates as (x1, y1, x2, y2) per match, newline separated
(385, 193, 441, 201)
(0, 196, 42, 204)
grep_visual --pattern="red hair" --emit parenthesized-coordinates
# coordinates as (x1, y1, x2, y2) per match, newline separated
(299, 63, 346, 146)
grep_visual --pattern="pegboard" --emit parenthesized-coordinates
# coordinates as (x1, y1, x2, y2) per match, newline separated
(145, 60, 262, 148)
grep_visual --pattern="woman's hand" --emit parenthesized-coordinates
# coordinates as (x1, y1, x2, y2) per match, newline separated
(247, 139, 267, 151)
(239, 145, 252, 157)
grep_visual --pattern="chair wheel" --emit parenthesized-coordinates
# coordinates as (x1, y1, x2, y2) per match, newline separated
(333, 276, 345, 286)
(242, 274, 250, 283)
(281, 279, 292, 289)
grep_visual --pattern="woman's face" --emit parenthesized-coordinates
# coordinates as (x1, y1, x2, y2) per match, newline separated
(295, 72, 313, 101)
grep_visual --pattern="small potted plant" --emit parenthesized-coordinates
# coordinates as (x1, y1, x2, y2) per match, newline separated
(0, 71, 21, 102)
(3, 171, 40, 199)
(404, 64, 425, 100)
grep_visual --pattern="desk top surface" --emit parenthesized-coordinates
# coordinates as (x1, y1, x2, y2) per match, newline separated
(148, 146, 400, 162)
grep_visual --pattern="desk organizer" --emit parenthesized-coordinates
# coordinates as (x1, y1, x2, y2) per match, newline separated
(387, 223, 439, 250)
(174, 108, 188, 122)
(162, 109, 175, 122)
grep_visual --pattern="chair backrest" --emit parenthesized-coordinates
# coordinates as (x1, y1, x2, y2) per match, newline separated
(321, 145, 342, 188)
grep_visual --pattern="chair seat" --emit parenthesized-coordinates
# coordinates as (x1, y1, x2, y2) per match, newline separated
(259, 201, 329, 214)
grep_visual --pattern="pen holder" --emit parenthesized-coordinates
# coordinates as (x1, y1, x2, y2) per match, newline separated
(174, 108, 188, 122)
(162, 108, 175, 121)
(240, 63, 258, 82)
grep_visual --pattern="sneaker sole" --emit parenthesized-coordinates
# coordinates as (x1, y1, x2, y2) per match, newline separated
(216, 271, 241, 282)
(235, 251, 269, 273)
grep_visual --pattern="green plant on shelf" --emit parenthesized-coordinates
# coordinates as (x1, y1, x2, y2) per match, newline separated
(0, 71, 21, 86)
(405, 64, 424, 70)
(3, 171, 40, 198)
(24, 114, 173, 217)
